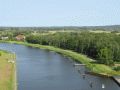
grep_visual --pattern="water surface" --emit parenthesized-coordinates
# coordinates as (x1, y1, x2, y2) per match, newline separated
(0, 43, 119, 90)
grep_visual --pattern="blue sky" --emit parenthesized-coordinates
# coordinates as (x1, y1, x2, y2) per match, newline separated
(0, 0, 120, 26)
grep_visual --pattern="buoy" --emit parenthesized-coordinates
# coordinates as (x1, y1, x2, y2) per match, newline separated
(82, 74, 86, 79)
(102, 84, 105, 88)
(89, 81, 93, 88)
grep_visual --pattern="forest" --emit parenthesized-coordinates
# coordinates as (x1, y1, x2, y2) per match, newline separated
(26, 32, 120, 65)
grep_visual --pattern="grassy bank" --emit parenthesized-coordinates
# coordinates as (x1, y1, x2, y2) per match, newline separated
(1, 40, 120, 76)
(0, 50, 16, 90)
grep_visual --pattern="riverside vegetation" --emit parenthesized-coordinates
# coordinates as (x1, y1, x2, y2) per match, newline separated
(2, 40, 120, 76)
(25, 32, 120, 75)
(0, 28, 120, 76)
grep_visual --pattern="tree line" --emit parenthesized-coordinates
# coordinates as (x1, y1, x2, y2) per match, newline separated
(26, 32, 120, 65)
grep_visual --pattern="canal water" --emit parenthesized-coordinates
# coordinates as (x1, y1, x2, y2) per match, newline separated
(0, 43, 119, 90)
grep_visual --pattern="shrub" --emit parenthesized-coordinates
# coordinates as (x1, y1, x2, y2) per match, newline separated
(113, 66, 120, 71)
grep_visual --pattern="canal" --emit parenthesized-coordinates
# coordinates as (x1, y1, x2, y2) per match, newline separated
(0, 43, 119, 90)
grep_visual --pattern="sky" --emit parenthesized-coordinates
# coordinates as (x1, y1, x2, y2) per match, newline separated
(0, 0, 120, 27)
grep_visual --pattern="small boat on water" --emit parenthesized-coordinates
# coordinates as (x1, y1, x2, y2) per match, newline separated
(102, 84, 105, 89)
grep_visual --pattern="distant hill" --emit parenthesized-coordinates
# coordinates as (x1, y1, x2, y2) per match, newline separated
(0, 25, 120, 31)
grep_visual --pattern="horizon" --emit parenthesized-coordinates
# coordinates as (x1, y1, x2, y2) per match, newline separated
(0, 24, 120, 28)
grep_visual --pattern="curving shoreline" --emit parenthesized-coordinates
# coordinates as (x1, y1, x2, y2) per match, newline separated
(1, 40, 120, 76)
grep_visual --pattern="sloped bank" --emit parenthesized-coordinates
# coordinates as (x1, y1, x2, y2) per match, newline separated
(0, 40, 120, 76)
(0, 50, 16, 90)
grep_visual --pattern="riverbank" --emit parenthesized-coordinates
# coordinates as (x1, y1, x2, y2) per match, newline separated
(0, 50, 16, 90)
(1, 41, 120, 76)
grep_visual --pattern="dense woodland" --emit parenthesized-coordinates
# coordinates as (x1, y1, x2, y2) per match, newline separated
(26, 32, 120, 65)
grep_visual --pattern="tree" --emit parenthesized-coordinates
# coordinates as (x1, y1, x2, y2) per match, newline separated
(97, 47, 114, 65)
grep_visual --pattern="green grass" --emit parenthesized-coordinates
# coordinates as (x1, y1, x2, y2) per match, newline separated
(1, 40, 120, 76)
(0, 50, 16, 90)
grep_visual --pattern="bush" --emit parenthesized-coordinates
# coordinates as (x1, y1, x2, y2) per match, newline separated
(113, 66, 120, 71)
(0, 52, 1, 56)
